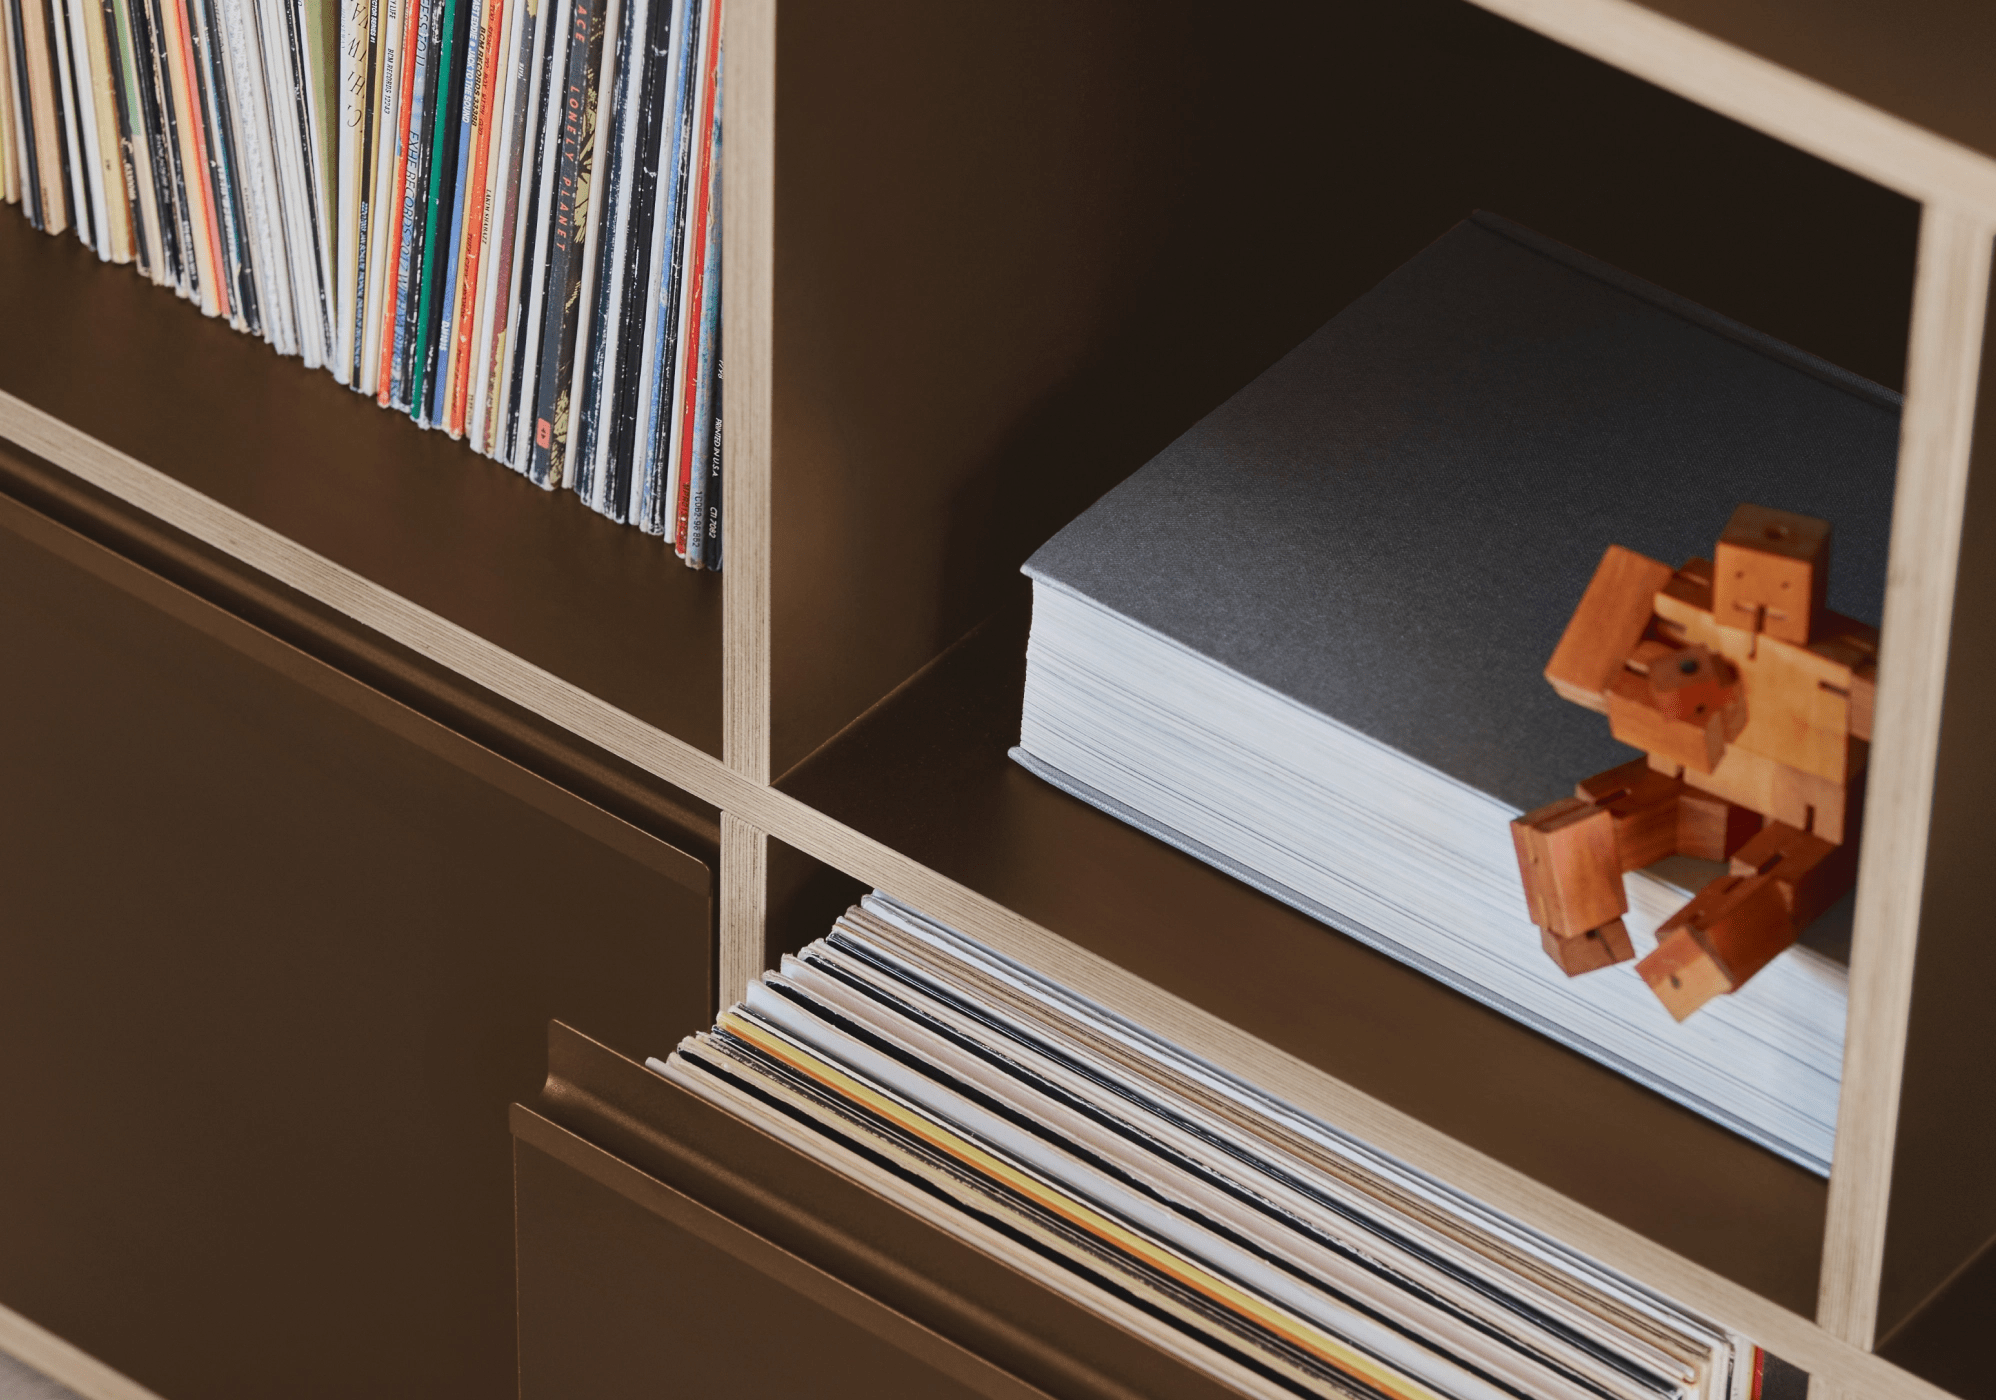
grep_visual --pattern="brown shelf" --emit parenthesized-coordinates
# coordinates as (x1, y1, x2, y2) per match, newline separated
(778, 591, 1826, 1314)
(0, 214, 722, 754)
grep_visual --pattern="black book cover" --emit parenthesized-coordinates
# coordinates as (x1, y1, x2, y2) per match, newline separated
(1023, 215, 1902, 812)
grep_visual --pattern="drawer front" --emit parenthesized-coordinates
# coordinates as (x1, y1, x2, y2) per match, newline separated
(514, 1022, 1247, 1400)
(0, 492, 715, 1400)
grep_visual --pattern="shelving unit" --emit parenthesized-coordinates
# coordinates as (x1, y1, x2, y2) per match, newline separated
(3, 0, 1994, 1397)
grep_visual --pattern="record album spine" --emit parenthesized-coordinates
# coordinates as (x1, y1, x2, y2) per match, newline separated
(521, 0, 593, 487)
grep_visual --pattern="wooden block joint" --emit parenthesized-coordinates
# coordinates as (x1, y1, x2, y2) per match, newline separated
(1574, 759, 1680, 870)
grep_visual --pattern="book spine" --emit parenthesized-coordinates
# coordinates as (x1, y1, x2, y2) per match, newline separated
(674, 29, 715, 561)
(496, 0, 560, 470)
(521, 0, 594, 487)
(272, 0, 337, 360)
(372, 0, 417, 401)
(385, 0, 433, 408)
(138, 0, 191, 290)
(443, 0, 503, 435)
(465, 0, 526, 451)
(76, 0, 130, 258)
(667, 0, 716, 556)
(189, 0, 254, 330)
(700, 344, 719, 568)
(427, 0, 484, 429)
(217, 0, 292, 348)
(357, 0, 400, 392)
(104, 0, 155, 270)
(3, 0, 48, 228)
(627, 0, 693, 535)
(334, 0, 367, 374)
(0, 0, 19, 209)
(47, 0, 89, 240)
(569, 0, 639, 512)
(408, 0, 463, 422)
(598, 0, 668, 522)
(158, 0, 223, 312)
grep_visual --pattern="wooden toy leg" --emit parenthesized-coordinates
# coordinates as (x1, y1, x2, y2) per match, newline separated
(1638, 872, 1796, 1021)
(1513, 794, 1633, 976)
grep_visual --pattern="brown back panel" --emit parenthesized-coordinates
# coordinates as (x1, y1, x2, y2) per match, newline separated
(1627, 0, 1996, 161)
(0, 214, 723, 752)
(1878, 264, 1996, 1343)
(0, 498, 714, 1400)
(778, 596, 1828, 1314)
(766, 0, 1917, 776)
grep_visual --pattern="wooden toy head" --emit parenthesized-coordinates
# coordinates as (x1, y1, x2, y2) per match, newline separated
(1713, 503, 1830, 646)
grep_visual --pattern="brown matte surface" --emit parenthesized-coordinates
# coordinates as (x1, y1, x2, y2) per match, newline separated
(528, 1022, 1248, 1400)
(766, 0, 1917, 779)
(1877, 267, 1996, 1346)
(778, 596, 1828, 1313)
(0, 212, 723, 752)
(0, 442, 723, 866)
(765, 834, 870, 970)
(0, 499, 715, 1400)
(1879, 1234, 1996, 1400)
(515, 1139, 1006, 1400)
(1627, 0, 1996, 162)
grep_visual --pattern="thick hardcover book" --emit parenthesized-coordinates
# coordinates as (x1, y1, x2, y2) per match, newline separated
(1015, 215, 1900, 1172)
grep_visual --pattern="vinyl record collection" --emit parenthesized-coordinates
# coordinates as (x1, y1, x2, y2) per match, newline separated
(0, 0, 722, 560)
(660, 892, 1804, 1400)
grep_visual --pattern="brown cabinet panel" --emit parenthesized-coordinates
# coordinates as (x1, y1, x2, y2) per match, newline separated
(0, 496, 715, 1400)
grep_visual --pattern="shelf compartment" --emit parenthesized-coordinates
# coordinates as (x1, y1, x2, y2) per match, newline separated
(0, 214, 723, 754)
(777, 594, 1827, 1314)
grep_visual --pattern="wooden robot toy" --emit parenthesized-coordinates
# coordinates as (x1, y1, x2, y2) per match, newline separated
(1511, 503, 1879, 1020)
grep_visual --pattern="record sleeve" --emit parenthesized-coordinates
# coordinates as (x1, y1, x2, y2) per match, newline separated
(421, 0, 479, 426)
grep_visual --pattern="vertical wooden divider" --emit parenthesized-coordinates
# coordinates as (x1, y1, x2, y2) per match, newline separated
(719, 812, 770, 1014)
(721, 0, 775, 784)
(1819, 205, 1995, 1349)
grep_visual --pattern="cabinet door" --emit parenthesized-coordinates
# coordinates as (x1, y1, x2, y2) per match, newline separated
(0, 490, 714, 1400)
(514, 1021, 1247, 1400)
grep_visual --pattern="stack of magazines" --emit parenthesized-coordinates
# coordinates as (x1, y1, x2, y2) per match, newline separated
(658, 892, 1806, 1400)
(0, 0, 720, 559)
